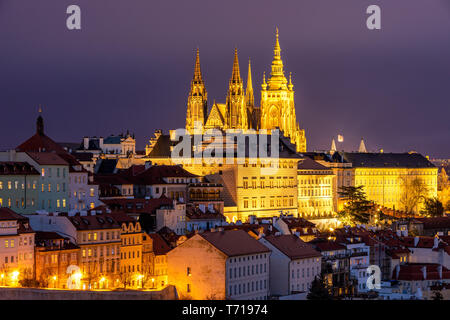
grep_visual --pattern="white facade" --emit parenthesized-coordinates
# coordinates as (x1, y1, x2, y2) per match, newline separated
(259, 237, 321, 296)
(68, 170, 101, 211)
(155, 202, 186, 235)
(226, 253, 270, 300)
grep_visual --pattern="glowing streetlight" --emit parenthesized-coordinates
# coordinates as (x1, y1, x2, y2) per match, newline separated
(53, 276, 57, 281)
(11, 271, 20, 281)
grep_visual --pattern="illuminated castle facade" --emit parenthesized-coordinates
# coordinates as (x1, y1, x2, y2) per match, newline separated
(185, 29, 307, 153)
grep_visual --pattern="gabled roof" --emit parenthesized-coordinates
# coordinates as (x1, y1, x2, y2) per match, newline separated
(26, 152, 68, 166)
(0, 207, 26, 221)
(16, 132, 68, 154)
(297, 157, 331, 171)
(200, 229, 270, 257)
(147, 233, 171, 255)
(264, 234, 321, 260)
(68, 214, 121, 231)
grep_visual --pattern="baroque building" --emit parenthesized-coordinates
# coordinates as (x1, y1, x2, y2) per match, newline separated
(185, 29, 306, 152)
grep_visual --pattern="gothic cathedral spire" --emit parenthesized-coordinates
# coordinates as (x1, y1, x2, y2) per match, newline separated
(260, 28, 306, 152)
(186, 48, 208, 133)
(226, 48, 247, 129)
(245, 59, 254, 108)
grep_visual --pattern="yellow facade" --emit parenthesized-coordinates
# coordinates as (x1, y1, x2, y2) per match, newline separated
(334, 167, 438, 214)
(119, 221, 143, 288)
(298, 172, 334, 219)
(175, 158, 300, 223)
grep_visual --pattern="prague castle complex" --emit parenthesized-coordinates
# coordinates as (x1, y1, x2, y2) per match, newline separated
(185, 29, 307, 153)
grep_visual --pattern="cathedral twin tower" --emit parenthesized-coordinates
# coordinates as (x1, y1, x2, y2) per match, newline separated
(185, 29, 307, 153)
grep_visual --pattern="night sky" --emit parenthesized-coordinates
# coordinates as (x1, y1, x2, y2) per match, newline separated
(0, 0, 449, 157)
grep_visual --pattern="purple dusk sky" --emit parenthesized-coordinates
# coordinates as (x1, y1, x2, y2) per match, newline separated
(0, 0, 449, 157)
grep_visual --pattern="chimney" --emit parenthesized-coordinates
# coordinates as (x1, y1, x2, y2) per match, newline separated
(83, 137, 89, 150)
(99, 137, 104, 150)
(421, 266, 427, 280)
(433, 236, 439, 249)
(414, 236, 419, 247)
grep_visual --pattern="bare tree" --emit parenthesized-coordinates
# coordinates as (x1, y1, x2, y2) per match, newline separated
(399, 175, 429, 215)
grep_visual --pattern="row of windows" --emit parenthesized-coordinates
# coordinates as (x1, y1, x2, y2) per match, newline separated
(243, 196, 294, 209)
(82, 246, 119, 258)
(291, 266, 320, 279)
(82, 231, 120, 242)
(121, 264, 141, 273)
(0, 180, 38, 190)
(229, 263, 267, 279)
(242, 177, 296, 189)
(229, 254, 267, 263)
(120, 250, 140, 259)
(298, 178, 332, 185)
(299, 199, 332, 208)
(242, 161, 295, 168)
(40, 183, 66, 192)
(3, 253, 33, 264)
(41, 167, 66, 178)
(3, 237, 33, 248)
(229, 279, 267, 296)
(71, 189, 96, 198)
(298, 188, 331, 197)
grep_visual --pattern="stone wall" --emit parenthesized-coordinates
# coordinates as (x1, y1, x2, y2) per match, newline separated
(0, 285, 177, 300)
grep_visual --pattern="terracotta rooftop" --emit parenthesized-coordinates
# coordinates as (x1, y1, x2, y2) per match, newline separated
(264, 234, 321, 260)
(200, 229, 270, 257)
(147, 233, 171, 255)
(26, 152, 68, 166)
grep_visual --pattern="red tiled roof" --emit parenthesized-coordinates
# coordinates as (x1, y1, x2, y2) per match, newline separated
(393, 263, 450, 281)
(264, 234, 321, 260)
(0, 207, 26, 221)
(26, 152, 68, 166)
(310, 240, 347, 252)
(68, 214, 121, 231)
(200, 229, 270, 257)
(147, 233, 171, 255)
(17, 132, 68, 154)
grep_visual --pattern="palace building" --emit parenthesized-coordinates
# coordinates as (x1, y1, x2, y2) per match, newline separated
(185, 28, 307, 153)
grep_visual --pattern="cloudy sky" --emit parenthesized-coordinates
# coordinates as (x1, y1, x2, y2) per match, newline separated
(0, 0, 449, 157)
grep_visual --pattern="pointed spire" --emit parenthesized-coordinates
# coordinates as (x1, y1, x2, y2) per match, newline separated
(193, 48, 203, 82)
(230, 48, 241, 83)
(246, 58, 254, 107)
(268, 27, 287, 89)
(331, 139, 337, 154)
(274, 27, 281, 60)
(359, 138, 367, 153)
(288, 72, 293, 90)
(261, 72, 267, 90)
(36, 105, 44, 135)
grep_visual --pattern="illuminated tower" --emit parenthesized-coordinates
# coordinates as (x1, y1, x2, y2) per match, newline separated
(225, 48, 247, 130)
(186, 48, 208, 133)
(260, 28, 306, 152)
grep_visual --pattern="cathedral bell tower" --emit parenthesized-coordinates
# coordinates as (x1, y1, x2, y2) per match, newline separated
(225, 48, 247, 130)
(186, 48, 208, 133)
(260, 28, 306, 152)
